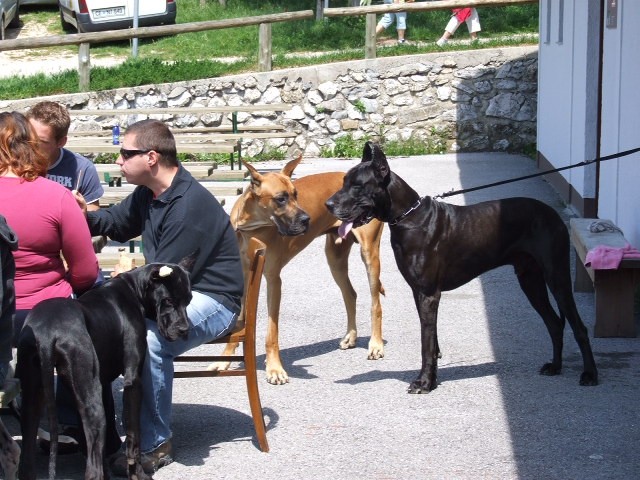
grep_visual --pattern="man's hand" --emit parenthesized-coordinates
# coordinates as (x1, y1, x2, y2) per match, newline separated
(72, 190, 88, 216)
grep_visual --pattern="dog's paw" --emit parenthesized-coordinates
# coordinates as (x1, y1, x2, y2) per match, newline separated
(266, 368, 289, 385)
(407, 379, 437, 394)
(207, 360, 231, 372)
(539, 362, 561, 376)
(579, 371, 598, 386)
(367, 343, 384, 360)
(339, 332, 356, 350)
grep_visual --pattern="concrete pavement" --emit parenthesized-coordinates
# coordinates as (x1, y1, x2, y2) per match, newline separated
(10, 152, 640, 479)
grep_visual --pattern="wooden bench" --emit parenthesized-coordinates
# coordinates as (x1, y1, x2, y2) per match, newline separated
(570, 218, 640, 337)
(97, 249, 146, 273)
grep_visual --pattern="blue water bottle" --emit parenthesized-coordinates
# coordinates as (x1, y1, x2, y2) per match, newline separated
(112, 124, 120, 145)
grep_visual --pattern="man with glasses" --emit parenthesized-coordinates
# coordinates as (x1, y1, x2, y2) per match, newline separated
(75, 119, 244, 476)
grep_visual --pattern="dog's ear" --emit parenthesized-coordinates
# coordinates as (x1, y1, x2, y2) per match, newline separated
(362, 141, 376, 163)
(243, 161, 263, 188)
(281, 153, 303, 178)
(178, 249, 199, 273)
(371, 143, 390, 181)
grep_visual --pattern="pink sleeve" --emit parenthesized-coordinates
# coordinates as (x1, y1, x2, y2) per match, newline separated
(59, 190, 99, 293)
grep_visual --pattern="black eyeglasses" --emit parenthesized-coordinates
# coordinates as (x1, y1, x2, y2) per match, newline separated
(119, 148, 152, 160)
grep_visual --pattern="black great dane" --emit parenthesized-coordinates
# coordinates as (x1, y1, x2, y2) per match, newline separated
(17, 258, 194, 480)
(326, 142, 598, 393)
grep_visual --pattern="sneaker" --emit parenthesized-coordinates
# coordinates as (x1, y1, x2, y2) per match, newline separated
(37, 425, 81, 455)
(436, 37, 447, 47)
(109, 440, 174, 477)
(398, 39, 406, 45)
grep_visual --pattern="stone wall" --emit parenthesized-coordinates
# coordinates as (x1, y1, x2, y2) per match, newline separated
(2, 46, 538, 158)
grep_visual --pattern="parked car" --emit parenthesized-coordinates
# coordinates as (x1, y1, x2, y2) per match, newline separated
(58, 0, 176, 33)
(0, 0, 19, 40)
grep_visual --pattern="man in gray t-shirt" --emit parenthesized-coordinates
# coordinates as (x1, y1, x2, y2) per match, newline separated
(27, 101, 104, 211)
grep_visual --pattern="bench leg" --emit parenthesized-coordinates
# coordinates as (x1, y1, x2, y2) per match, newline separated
(593, 269, 637, 337)
(574, 249, 594, 292)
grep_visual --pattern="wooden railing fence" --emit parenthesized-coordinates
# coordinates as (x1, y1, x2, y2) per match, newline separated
(0, 10, 314, 91)
(0, 0, 536, 91)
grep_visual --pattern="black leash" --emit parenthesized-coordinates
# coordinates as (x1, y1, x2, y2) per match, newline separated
(433, 146, 640, 199)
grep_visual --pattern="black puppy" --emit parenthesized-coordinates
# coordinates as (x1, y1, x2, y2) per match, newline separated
(17, 259, 194, 480)
(326, 142, 598, 393)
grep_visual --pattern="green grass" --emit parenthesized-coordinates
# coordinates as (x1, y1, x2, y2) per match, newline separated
(320, 127, 448, 158)
(4, 1, 539, 100)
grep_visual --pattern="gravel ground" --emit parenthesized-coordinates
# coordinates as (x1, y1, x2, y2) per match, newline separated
(4, 153, 639, 480)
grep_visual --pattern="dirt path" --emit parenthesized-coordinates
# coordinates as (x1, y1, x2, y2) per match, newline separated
(1, 17, 127, 79)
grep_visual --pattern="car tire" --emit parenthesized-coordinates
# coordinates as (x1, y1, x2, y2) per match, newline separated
(60, 10, 74, 32)
(8, 7, 19, 29)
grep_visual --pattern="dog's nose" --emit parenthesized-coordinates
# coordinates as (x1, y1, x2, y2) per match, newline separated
(325, 199, 334, 212)
(299, 212, 310, 229)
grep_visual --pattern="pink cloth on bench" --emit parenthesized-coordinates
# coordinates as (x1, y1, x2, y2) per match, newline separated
(585, 243, 640, 269)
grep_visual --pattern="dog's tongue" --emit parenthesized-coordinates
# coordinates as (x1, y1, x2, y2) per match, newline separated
(338, 221, 353, 239)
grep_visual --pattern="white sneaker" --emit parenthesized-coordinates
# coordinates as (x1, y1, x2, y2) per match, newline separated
(436, 37, 447, 47)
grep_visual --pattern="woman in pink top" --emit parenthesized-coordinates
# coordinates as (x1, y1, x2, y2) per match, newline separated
(0, 111, 98, 343)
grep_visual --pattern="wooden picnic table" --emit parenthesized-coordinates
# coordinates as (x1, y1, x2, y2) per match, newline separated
(99, 185, 241, 207)
(67, 104, 292, 116)
(70, 124, 288, 136)
(67, 103, 295, 169)
(66, 141, 239, 155)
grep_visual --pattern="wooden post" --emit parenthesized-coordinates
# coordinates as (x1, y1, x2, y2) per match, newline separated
(258, 22, 272, 72)
(365, 13, 376, 59)
(316, 0, 324, 21)
(78, 42, 91, 91)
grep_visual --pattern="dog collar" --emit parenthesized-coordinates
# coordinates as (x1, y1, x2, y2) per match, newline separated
(389, 197, 423, 226)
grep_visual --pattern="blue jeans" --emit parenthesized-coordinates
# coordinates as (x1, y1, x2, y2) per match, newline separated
(139, 291, 238, 452)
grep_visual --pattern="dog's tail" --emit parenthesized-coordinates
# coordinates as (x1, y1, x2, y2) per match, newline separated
(37, 340, 59, 480)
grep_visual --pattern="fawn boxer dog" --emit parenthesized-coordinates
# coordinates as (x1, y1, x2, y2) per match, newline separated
(16, 259, 194, 480)
(325, 142, 598, 393)
(211, 155, 385, 385)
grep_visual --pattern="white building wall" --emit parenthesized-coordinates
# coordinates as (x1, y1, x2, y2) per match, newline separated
(599, 0, 640, 247)
(538, 0, 599, 201)
(538, 0, 573, 179)
(538, 0, 639, 246)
